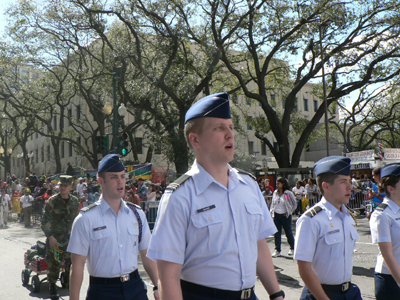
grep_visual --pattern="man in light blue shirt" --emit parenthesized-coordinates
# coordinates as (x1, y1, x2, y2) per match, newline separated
(147, 93, 284, 300)
(68, 154, 160, 300)
(294, 156, 362, 300)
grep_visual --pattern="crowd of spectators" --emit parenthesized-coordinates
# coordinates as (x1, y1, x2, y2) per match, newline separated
(0, 170, 166, 228)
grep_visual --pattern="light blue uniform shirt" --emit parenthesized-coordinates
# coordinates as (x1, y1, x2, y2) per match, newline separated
(147, 161, 276, 290)
(370, 198, 400, 274)
(67, 196, 151, 278)
(294, 198, 359, 284)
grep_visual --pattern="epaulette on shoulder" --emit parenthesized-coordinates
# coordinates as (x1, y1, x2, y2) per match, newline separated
(80, 203, 98, 212)
(166, 174, 192, 191)
(125, 201, 142, 210)
(345, 205, 357, 225)
(235, 168, 256, 181)
(305, 205, 323, 217)
(376, 203, 388, 211)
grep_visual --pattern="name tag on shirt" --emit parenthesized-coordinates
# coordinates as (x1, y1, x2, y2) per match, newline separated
(327, 229, 340, 234)
(93, 226, 107, 231)
(196, 205, 216, 214)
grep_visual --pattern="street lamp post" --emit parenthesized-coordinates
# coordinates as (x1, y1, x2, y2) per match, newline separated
(319, 19, 333, 157)
(103, 67, 128, 154)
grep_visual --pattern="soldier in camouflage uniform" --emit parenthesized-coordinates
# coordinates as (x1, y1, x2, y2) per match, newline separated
(41, 175, 79, 300)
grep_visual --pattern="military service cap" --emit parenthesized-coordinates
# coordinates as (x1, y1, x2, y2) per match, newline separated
(314, 156, 351, 176)
(98, 154, 125, 173)
(184, 92, 231, 124)
(381, 163, 400, 179)
(59, 175, 73, 185)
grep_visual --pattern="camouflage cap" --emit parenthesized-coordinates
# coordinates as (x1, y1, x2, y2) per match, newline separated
(59, 175, 73, 185)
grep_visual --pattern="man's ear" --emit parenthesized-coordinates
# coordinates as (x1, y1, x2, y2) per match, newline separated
(321, 181, 329, 194)
(189, 132, 200, 149)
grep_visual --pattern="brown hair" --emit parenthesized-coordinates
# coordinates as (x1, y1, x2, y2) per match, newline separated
(316, 173, 339, 195)
(379, 175, 400, 197)
(184, 118, 205, 149)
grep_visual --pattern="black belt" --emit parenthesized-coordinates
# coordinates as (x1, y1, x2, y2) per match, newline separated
(90, 269, 139, 285)
(181, 280, 254, 300)
(321, 281, 351, 292)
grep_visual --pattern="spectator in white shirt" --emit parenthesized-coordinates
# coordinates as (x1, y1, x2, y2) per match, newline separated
(0, 188, 11, 227)
(76, 178, 85, 197)
(20, 188, 34, 228)
(292, 181, 306, 215)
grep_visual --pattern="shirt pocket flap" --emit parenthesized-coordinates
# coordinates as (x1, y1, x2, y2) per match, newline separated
(191, 211, 223, 228)
(324, 230, 343, 245)
(90, 227, 111, 240)
(245, 202, 263, 216)
(128, 225, 139, 236)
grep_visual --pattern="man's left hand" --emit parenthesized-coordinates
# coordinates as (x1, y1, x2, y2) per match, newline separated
(154, 289, 160, 300)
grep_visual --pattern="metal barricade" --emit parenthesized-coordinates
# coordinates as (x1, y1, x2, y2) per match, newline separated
(141, 201, 160, 230)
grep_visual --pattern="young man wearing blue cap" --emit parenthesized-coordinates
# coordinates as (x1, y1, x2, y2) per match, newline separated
(369, 163, 400, 299)
(294, 156, 362, 300)
(147, 93, 284, 300)
(68, 154, 159, 300)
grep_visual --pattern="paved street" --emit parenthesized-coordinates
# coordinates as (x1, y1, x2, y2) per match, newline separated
(0, 214, 377, 299)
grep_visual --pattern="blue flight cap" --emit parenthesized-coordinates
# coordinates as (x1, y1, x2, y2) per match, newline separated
(98, 154, 125, 173)
(314, 156, 351, 176)
(185, 92, 231, 124)
(381, 163, 400, 178)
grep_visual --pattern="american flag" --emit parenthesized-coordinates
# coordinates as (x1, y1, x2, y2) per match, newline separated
(378, 139, 384, 160)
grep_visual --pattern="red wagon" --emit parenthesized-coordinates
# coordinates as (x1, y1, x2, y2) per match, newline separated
(21, 251, 67, 293)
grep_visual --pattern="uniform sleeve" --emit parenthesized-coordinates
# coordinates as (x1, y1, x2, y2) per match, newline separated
(67, 213, 90, 256)
(138, 209, 151, 251)
(370, 212, 391, 244)
(257, 184, 277, 240)
(41, 199, 54, 238)
(147, 190, 189, 264)
(294, 216, 318, 262)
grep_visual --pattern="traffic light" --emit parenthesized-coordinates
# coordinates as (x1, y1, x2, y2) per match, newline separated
(118, 132, 129, 156)
(95, 135, 109, 153)
(102, 135, 109, 151)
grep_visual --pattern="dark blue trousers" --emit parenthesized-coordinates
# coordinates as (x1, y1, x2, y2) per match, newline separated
(300, 284, 362, 300)
(375, 272, 400, 300)
(86, 275, 148, 300)
(182, 290, 259, 300)
(273, 213, 294, 252)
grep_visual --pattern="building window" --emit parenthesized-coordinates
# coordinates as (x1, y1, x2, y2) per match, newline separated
(246, 98, 251, 105)
(282, 98, 286, 109)
(294, 98, 298, 110)
(262, 142, 267, 155)
(69, 142, 73, 157)
(36, 132, 38, 138)
(53, 115, 57, 131)
(41, 146, 44, 162)
(314, 100, 318, 112)
(47, 145, 50, 161)
(305, 143, 310, 152)
(274, 142, 279, 153)
(61, 142, 65, 158)
(35, 149, 38, 163)
(76, 105, 81, 121)
(304, 98, 309, 111)
(247, 116, 253, 130)
(60, 115, 64, 131)
(68, 108, 72, 126)
(135, 138, 143, 154)
(270, 94, 276, 107)
(248, 141, 254, 155)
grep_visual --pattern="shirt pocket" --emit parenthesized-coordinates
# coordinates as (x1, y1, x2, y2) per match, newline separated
(127, 225, 140, 253)
(191, 211, 224, 253)
(245, 202, 263, 241)
(324, 229, 343, 257)
(90, 226, 112, 257)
